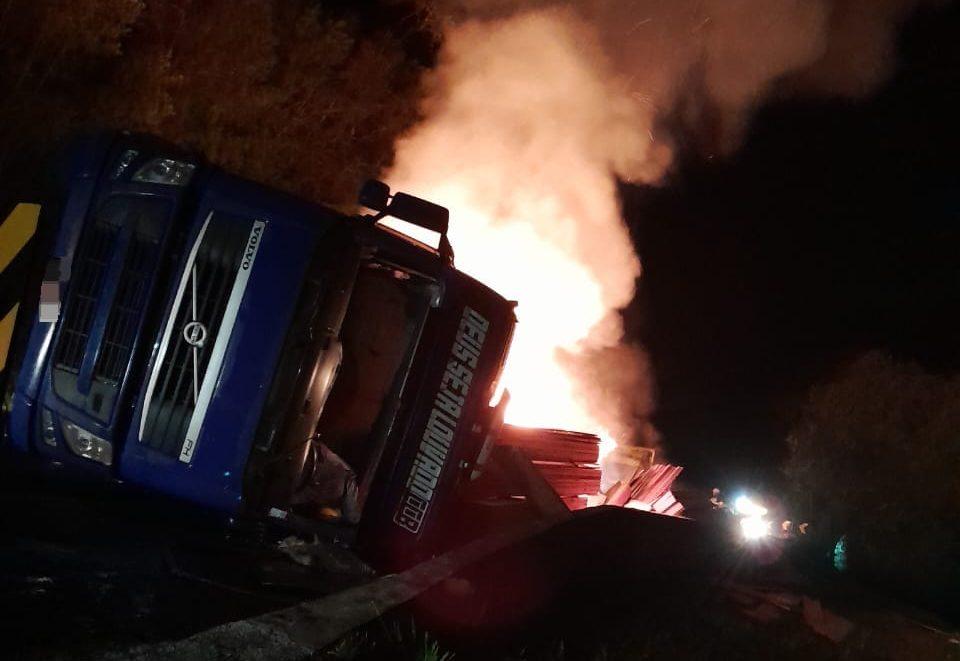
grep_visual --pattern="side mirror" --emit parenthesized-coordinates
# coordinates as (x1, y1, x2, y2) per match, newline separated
(387, 193, 449, 236)
(357, 180, 450, 238)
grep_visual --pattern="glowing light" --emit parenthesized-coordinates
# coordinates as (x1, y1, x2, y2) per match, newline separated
(740, 515, 771, 541)
(734, 495, 768, 518)
(833, 536, 848, 572)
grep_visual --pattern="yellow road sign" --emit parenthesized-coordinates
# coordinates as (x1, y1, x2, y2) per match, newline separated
(0, 203, 41, 374)
(0, 303, 20, 373)
(0, 203, 40, 272)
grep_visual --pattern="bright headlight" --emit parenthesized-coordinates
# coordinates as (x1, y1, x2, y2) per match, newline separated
(61, 420, 113, 466)
(734, 495, 768, 517)
(740, 515, 771, 541)
(132, 157, 196, 186)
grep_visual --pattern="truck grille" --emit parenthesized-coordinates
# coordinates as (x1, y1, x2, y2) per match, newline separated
(51, 195, 168, 420)
(93, 232, 158, 383)
(139, 214, 255, 457)
(54, 223, 118, 373)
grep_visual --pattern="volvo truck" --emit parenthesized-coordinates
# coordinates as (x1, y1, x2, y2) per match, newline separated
(2, 133, 516, 569)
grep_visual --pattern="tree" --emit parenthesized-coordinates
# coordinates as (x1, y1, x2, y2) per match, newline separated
(785, 351, 960, 599)
(0, 0, 438, 204)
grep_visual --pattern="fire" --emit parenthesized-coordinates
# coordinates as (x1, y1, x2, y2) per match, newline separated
(378, 0, 926, 462)
(386, 10, 649, 457)
(381, 0, 921, 486)
(382, 191, 620, 460)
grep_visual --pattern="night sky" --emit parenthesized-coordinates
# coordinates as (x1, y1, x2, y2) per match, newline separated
(624, 2, 960, 487)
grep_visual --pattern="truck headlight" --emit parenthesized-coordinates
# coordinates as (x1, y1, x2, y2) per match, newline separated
(132, 158, 196, 186)
(61, 420, 113, 466)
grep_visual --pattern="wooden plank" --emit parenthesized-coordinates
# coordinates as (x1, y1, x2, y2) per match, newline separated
(495, 446, 572, 519)
(497, 425, 600, 464)
(533, 461, 601, 497)
(604, 481, 632, 507)
(630, 465, 683, 503)
(561, 496, 588, 511)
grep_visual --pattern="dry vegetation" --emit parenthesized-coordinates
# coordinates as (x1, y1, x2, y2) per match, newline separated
(785, 351, 960, 603)
(0, 0, 438, 204)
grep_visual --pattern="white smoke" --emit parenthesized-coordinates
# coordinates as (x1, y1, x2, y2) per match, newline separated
(388, 0, 933, 446)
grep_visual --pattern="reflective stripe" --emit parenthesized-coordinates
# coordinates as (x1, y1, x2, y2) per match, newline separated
(180, 220, 266, 463)
(0, 203, 40, 273)
(0, 303, 19, 372)
(0, 203, 40, 375)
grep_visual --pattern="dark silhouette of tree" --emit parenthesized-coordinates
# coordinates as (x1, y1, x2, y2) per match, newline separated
(0, 0, 437, 204)
(785, 351, 960, 598)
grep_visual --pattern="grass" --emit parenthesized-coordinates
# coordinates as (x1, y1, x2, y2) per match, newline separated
(319, 616, 455, 660)
(317, 579, 836, 661)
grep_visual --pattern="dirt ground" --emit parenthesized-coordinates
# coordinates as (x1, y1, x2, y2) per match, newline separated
(2, 449, 957, 660)
(0, 451, 370, 659)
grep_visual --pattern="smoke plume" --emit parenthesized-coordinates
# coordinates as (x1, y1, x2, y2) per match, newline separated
(388, 0, 934, 448)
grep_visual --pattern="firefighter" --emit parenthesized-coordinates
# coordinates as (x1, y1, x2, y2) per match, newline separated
(709, 487, 726, 510)
(780, 519, 795, 539)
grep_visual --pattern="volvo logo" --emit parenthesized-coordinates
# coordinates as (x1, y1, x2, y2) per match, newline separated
(241, 223, 264, 270)
(182, 321, 207, 347)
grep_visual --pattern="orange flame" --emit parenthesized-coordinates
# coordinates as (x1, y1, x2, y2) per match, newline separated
(383, 189, 620, 464)
(385, 11, 648, 462)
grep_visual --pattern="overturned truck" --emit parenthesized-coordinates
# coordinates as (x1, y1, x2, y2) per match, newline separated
(2, 133, 520, 569)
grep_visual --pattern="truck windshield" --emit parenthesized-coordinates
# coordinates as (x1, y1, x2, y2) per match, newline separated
(317, 262, 436, 486)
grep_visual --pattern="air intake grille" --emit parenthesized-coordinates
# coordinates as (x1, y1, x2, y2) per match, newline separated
(54, 223, 118, 372)
(93, 232, 158, 383)
(140, 214, 253, 457)
(51, 195, 168, 421)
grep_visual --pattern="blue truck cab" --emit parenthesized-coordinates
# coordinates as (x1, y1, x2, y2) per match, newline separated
(4, 133, 515, 568)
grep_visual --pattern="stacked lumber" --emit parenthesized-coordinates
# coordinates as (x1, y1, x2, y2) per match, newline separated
(630, 464, 683, 504)
(496, 425, 600, 464)
(601, 463, 684, 516)
(491, 426, 684, 515)
(495, 425, 602, 502)
(530, 461, 602, 497)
